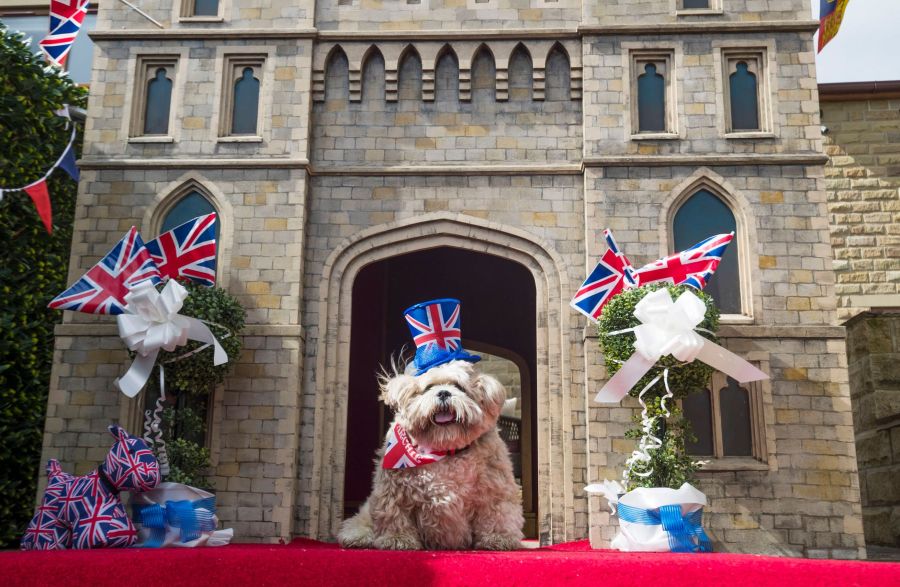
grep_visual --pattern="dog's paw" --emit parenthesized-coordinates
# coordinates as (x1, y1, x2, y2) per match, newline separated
(338, 527, 375, 549)
(474, 533, 522, 551)
(373, 533, 423, 551)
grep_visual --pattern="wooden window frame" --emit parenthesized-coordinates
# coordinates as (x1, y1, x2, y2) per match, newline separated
(628, 49, 679, 140)
(719, 48, 774, 138)
(129, 56, 179, 141)
(218, 55, 266, 141)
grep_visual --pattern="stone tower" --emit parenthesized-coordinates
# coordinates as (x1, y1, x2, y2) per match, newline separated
(42, 0, 866, 557)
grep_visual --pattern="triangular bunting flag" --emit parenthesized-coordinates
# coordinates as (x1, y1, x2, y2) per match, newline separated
(24, 180, 53, 234)
(58, 144, 80, 181)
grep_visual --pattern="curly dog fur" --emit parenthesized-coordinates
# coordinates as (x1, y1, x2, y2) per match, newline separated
(339, 360, 524, 550)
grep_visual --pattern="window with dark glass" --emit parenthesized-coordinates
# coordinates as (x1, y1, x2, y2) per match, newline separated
(685, 373, 762, 461)
(673, 189, 740, 314)
(144, 67, 173, 135)
(682, 0, 710, 8)
(729, 61, 760, 131)
(193, 0, 219, 16)
(637, 62, 666, 132)
(231, 67, 260, 134)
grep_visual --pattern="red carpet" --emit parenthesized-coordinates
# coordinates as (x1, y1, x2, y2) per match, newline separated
(2, 539, 898, 586)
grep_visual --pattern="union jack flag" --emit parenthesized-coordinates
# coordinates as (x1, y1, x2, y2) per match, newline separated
(39, 1, 90, 69)
(144, 213, 218, 287)
(381, 423, 454, 469)
(633, 232, 734, 291)
(570, 230, 638, 322)
(571, 230, 735, 323)
(103, 429, 159, 493)
(48, 226, 162, 315)
(70, 498, 135, 549)
(405, 300, 462, 354)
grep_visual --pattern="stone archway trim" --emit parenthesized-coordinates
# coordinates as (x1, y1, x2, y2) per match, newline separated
(308, 212, 575, 544)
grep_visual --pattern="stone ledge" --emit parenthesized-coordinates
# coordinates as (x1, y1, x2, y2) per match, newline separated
(90, 28, 318, 41)
(310, 164, 583, 176)
(579, 20, 820, 35)
(317, 28, 580, 41)
(584, 154, 829, 167)
(77, 158, 310, 170)
(696, 457, 771, 473)
(54, 323, 305, 338)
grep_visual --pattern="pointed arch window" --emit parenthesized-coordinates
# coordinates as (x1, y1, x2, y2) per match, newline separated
(471, 46, 496, 104)
(508, 45, 533, 102)
(629, 51, 675, 136)
(325, 47, 349, 103)
(672, 188, 740, 314)
(398, 49, 423, 102)
(721, 50, 770, 135)
(132, 57, 178, 138)
(220, 55, 265, 138)
(361, 49, 385, 103)
(545, 44, 571, 102)
(435, 48, 459, 103)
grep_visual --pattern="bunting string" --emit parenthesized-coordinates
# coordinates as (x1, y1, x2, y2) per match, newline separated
(0, 125, 78, 196)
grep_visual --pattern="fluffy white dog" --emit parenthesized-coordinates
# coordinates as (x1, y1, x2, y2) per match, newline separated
(338, 359, 524, 550)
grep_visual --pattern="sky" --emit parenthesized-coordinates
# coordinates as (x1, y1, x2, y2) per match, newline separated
(812, 0, 900, 83)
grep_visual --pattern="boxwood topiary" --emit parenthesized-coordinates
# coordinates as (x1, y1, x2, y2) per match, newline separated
(151, 280, 245, 396)
(597, 283, 720, 400)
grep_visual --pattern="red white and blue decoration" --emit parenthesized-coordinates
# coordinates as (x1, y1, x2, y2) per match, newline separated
(585, 481, 712, 553)
(0, 106, 81, 234)
(403, 298, 480, 375)
(571, 229, 734, 323)
(48, 226, 162, 315)
(21, 425, 160, 550)
(145, 212, 218, 287)
(131, 482, 233, 547)
(381, 423, 457, 470)
(39, 0, 90, 69)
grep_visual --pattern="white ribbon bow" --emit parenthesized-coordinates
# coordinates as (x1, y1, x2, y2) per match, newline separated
(115, 280, 228, 398)
(595, 289, 767, 404)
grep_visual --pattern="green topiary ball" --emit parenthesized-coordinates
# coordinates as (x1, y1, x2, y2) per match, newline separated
(152, 280, 245, 395)
(597, 283, 720, 400)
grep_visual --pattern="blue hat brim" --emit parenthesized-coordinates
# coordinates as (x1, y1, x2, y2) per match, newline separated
(414, 349, 481, 376)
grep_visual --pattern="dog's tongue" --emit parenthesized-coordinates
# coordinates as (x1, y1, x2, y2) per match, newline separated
(434, 411, 455, 424)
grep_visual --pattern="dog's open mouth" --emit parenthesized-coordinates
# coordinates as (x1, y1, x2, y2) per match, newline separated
(431, 407, 457, 425)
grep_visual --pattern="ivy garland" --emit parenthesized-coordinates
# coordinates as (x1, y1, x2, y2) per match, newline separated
(597, 283, 721, 490)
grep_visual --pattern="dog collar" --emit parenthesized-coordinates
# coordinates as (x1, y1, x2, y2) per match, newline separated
(381, 423, 468, 469)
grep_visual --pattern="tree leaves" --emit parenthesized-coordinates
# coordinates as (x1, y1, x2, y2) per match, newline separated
(0, 25, 86, 547)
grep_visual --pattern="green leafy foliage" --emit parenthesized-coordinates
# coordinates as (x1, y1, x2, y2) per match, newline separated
(0, 26, 87, 548)
(597, 284, 720, 491)
(152, 280, 245, 395)
(160, 407, 211, 488)
(597, 283, 720, 400)
(146, 281, 244, 488)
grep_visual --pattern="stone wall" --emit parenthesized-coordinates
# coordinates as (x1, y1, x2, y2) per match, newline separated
(821, 95, 900, 321)
(846, 311, 900, 548)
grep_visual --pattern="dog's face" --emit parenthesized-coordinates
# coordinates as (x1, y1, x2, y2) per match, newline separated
(380, 360, 506, 452)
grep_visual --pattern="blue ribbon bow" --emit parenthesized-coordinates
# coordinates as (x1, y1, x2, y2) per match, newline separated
(132, 496, 217, 547)
(617, 502, 712, 553)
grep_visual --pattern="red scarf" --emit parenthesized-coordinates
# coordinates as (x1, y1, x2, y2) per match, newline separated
(381, 423, 457, 469)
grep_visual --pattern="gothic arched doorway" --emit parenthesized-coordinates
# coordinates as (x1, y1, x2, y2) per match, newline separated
(344, 247, 539, 538)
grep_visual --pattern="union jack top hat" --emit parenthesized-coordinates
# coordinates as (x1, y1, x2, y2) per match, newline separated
(403, 298, 480, 375)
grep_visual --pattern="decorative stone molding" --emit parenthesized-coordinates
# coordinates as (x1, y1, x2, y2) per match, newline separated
(308, 212, 575, 544)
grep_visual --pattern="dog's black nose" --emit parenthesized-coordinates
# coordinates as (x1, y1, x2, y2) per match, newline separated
(437, 390, 451, 402)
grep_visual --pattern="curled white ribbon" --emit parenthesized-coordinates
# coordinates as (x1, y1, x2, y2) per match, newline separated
(115, 280, 227, 398)
(585, 479, 626, 515)
(595, 288, 768, 404)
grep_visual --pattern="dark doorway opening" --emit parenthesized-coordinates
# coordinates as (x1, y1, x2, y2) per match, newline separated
(344, 247, 538, 538)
